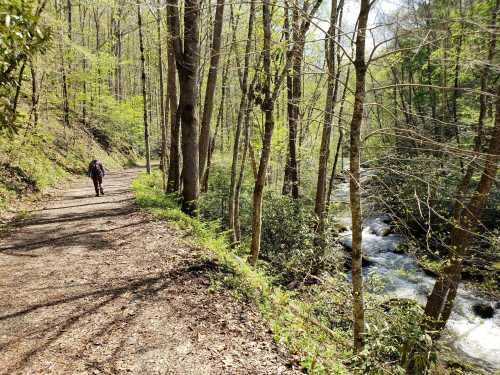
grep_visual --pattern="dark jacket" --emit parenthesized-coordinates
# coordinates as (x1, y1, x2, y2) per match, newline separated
(88, 160, 105, 178)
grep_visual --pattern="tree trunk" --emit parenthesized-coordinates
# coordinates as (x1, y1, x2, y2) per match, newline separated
(30, 62, 39, 128)
(349, 0, 371, 353)
(203, 60, 230, 192)
(314, 0, 338, 232)
(228, 0, 255, 244)
(166, 2, 180, 194)
(199, 0, 225, 180)
(66, 0, 72, 41)
(249, 0, 273, 265)
(234, 102, 252, 243)
(452, 0, 464, 172)
(113, 0, 123, 101)
(137, 4, 151, 174)
(327, 66, 350, 206)
(157, 9, 168, 189)
(282, 0, 323, 199)
(178, 0, 201, 215)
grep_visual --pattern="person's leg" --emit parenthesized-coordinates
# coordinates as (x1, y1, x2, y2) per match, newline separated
(98, 176, 104, 195)
(92, 177, 99, 196)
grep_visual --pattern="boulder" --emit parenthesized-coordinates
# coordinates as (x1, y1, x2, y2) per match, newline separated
(472, 303, 495, 319)
(461, 268, 485, 283)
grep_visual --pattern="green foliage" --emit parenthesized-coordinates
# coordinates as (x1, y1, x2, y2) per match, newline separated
(260, 194, 339, 286)
(357, 299, 436, 374)
(0, 0, 50, 132)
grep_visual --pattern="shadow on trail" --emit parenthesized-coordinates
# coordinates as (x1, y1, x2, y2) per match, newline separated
(0, 260, 218, 375)
(32, 198, 135, 212)
(18, 205, 137, 228)
(0, 220, 148, 254)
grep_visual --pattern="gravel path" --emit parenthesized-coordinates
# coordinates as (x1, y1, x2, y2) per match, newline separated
(0, 168, 300, 375)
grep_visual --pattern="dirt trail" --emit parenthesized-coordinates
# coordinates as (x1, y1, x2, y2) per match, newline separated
(0, 168, 300, 375)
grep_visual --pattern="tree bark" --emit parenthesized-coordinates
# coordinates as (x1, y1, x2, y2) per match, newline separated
(349, 0, 371, 353)
(137, 4, 151, 174)
(283, 0, 323, 199)
(30, 62, 39, 128)
(199, 0, 225, 180)
(327, 66, 350, 207)
(176, 0, 201, 215)
(249, 0, 273, 265)
(228, 0, 255, 244)
(166, 2, 180, 194)
(157, 8, 168, 189)
(314, 0, 338, 232)
(203, 60, 230, 192)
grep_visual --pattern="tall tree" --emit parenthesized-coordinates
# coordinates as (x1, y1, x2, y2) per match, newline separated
(167, 0, 201, 214)
(137, 3, 151, 174)
(166, 5, 180, 194)
(248, 0, 274, 265)
(282, 0, 323, 199)
(199, 0, 225, 181)
(156, 7, 168, 188)
(314, 0, 339, 232)
(348, 0, 371, 353)
(228, 0, 255, 244)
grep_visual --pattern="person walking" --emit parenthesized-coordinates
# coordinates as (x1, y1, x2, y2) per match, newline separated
(88, 159, 106, 197)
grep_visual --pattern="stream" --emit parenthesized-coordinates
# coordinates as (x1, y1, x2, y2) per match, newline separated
(331, 172, 500, 372)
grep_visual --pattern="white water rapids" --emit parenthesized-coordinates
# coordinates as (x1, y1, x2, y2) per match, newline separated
(331, 174, 500, 372)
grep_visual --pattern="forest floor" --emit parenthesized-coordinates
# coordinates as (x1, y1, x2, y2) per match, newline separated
(0, 168, 301, 375)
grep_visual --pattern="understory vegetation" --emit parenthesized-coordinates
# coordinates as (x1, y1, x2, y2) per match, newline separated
(133, 171, 485, 375)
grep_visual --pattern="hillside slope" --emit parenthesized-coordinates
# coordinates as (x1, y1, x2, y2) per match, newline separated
(0, 114, 134, 216)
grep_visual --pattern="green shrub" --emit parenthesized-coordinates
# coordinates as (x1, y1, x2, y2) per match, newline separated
(260, 194, 340, 286)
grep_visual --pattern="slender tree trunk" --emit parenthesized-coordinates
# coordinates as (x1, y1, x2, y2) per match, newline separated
(30, 62, 39, 128)
(349, 0, 371, 353)
(327, 66, 350, 206)
(157, 9, 168, 189)
(12, 61, 26, 122)
(234, 103, 252, 243)
(249, 0, 274, 265)
(79, 4, 87, 125)
(166, 5, 180, 194)
(203, 60, 230, 192)
(67, 0, 72, 41)
(228, 0, 255, 244)
(60, 9, 70, 129)
(314, 0, 338, 232)
(199, 0, 225, 180)
(282, 0, 323, 199)
(113, 0, 123, 100)
(452, 0, 464, 172)
(137, 4, 151, 174)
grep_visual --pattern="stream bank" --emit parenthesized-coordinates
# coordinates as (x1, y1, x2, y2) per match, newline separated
(331, 170, 500, 372)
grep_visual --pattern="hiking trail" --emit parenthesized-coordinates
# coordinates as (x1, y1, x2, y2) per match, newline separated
(0, 168, 300, 375)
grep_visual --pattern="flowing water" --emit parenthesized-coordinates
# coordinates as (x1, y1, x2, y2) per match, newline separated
(331, 172, 500, 372)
